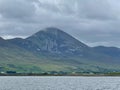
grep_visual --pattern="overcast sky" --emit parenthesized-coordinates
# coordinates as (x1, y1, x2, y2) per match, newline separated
(0, 0, 120, 47)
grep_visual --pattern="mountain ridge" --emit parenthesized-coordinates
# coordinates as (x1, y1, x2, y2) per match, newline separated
(0, 27, 120, 73)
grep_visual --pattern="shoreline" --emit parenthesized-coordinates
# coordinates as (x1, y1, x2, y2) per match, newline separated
(0, 74, 120, 76)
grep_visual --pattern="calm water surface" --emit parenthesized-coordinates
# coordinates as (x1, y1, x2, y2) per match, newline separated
(0, 76, 120, 90)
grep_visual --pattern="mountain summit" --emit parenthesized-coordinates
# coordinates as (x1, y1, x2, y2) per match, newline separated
(27, 27, 89, 55)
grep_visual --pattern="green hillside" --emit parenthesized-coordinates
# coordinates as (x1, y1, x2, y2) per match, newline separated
(0, 27, 120, 75)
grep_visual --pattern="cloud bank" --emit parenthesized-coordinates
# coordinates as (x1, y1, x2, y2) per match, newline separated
(0, 0, 120, 47)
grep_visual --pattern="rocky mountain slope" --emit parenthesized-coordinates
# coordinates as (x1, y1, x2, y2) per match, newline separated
(0, 27, 120, 73)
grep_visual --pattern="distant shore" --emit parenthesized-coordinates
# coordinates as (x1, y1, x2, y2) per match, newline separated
(0, 73, 120, 76)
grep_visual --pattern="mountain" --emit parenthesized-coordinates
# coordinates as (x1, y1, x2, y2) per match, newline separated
(93, 46, 120, 58)
(0, 27, 120, 74)
(0, 37, 16, 47)
(26, 27, 89, 55)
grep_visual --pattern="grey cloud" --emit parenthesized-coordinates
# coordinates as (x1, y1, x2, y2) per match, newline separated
(77, 0, 117, 20)
(0, 0, 120, 47)
(0, 0, 36, 19)
(36, 0, 118, 20)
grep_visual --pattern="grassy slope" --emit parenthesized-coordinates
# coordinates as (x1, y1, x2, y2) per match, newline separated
(0, 47, 76, 73)
(0, 47, 120, 73)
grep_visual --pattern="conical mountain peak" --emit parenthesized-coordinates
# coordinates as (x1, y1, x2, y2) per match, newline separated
(31, 27, 66, 38)
(26, 27, 88, 55)
(44, 27, 62, 32)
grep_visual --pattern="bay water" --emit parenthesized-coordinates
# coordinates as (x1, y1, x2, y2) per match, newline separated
(0, 76, 120, 90)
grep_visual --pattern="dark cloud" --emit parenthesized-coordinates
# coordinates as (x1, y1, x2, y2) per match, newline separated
(0, 0, 37, 19)
(0, 0, 120, 47)
(77, 0, 117, 20)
